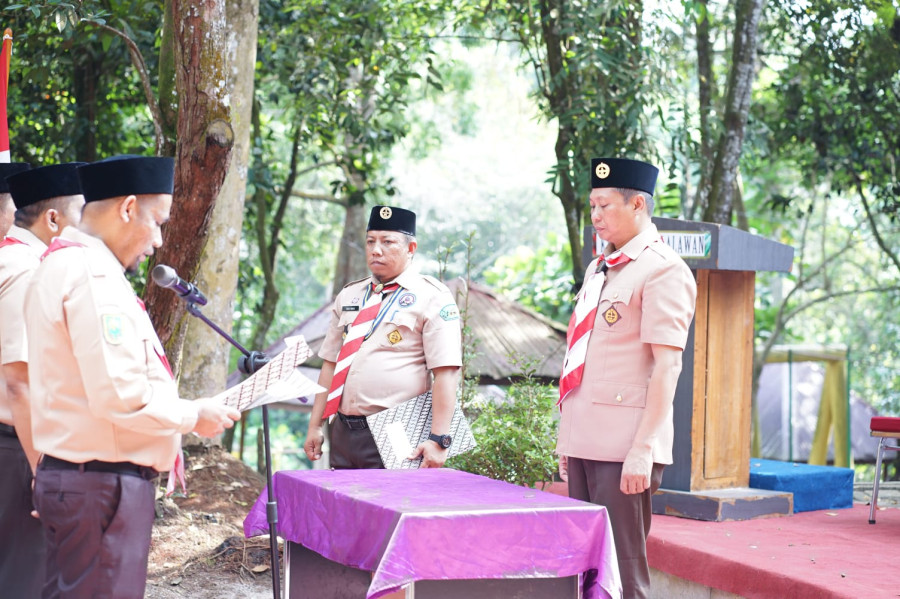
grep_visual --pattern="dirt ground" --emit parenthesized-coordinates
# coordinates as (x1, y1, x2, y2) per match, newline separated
(144, 445, 278, 599)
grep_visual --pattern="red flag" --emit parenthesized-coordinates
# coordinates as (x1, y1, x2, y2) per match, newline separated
(0, 28, 12, 163)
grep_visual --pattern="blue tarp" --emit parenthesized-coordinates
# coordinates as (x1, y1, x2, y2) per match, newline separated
(749, 459, 854, 513)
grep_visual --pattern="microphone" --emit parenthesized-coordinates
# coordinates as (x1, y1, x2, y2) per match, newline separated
(151, 264, 208, 306)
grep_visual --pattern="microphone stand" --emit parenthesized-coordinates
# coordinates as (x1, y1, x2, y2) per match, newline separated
(183, 302, 281, 599)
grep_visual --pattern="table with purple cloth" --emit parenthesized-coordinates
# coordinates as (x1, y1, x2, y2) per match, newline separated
(244, 468, 621, 599)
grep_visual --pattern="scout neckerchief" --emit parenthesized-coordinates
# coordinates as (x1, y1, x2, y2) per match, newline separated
(0, 236, 25, 249)
(558, 249, 632, 406)
(322, 280, 401, 419)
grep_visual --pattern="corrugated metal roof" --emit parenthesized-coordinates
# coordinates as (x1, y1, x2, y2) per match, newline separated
(445, 278, 566, 384)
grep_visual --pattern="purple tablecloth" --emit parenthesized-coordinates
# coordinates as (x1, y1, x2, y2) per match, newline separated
(244, 468, 621, 599)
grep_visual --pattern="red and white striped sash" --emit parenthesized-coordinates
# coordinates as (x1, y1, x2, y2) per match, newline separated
(322, 281, 401, 419)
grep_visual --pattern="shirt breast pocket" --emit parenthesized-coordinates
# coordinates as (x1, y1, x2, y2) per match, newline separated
(596, 286, 635, 334)
(376, 311, 419, 349)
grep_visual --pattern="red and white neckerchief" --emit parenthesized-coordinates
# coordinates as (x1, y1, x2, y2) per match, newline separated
(558, 249, 632, 406)
(40, 237, 84, 260)
(0, 236, 25, 249)
(322, 281, 401, 419)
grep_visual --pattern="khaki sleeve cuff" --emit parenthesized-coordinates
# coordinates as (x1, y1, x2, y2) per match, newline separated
(177, 400, 200, 435)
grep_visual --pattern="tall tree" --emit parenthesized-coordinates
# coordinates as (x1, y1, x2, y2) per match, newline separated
(144, 0, 235, 368)
(700, 0, 765, 224)
(178, 0, 258, 398)
(486, 0, 653, 286)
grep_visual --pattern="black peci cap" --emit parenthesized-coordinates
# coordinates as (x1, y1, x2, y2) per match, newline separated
(0, 162, 31, 194)
(7, 162, 86, 209)
(367, 205, 416, 236)
(590, 158, 659, 196)
(77, 155, 175, 203)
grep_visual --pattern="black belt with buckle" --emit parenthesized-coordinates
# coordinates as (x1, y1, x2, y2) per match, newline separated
(41, 455, 159, 481)
(338, 412, 369, 430)
(0, 422, 17, 439)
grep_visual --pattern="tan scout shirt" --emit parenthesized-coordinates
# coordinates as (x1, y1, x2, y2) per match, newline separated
(556, 224, 697, 464)
(318, 268, 462, 416)
(25, 227, 199, 471)
(0, 225, 46, 425)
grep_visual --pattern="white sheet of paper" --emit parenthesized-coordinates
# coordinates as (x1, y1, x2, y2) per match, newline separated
(385, 420, 414, 460)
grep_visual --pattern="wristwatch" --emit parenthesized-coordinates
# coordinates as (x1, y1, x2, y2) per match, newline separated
(428, 432, 452, 449)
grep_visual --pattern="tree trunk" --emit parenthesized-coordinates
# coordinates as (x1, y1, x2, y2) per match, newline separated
(538, 0, 583, 288)
(702, 0, 764, 225)
(145, 0, 235, 374)
(690, 0, 714, 220)
(73, 50, 100, 163)
(330, 168, 368, 296)
(179, 0, 258, 401)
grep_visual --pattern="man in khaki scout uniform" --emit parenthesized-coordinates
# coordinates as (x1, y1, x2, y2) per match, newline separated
(557, 158, 697, 599)
(304, 205, 462, 469)
(25, 155, 240, 599)
(0, 162, 83, 599)
(0, 162, 30, 238)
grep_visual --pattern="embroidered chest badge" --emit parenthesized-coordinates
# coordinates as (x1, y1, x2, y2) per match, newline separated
(603, 306, 621, 326)
(102, 314, 125, 344)
(398, 292, 416, 308)
(387, 329, 403, 345)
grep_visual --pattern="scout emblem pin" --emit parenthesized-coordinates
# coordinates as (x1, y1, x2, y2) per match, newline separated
(380, 206, 392, 219)
(604, 306, 620, 326)
(387, 329, 402, 345)
(595, 162, 610, 179)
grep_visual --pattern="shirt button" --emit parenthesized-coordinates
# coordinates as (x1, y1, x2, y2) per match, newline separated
(616, 394, 623, 403)
(614, 292, 619, 299)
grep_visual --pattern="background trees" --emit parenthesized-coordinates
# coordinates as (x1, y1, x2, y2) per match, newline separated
(4, 1, 899, 474)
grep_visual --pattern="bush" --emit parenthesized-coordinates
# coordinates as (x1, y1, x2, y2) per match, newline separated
(448, 359, 558, 489)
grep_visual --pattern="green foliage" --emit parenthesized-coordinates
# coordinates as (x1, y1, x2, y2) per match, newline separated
(3, 0, 163, 162)
(449, 358, 558, 488)
(482, 230, 573, 324)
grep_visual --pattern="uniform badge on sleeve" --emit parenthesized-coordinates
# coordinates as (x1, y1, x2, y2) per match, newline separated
(387, 329, 402, 345)
(439, 304, 460, 321)
(102, 314, 125, 345)
(604, 306, 620, 326)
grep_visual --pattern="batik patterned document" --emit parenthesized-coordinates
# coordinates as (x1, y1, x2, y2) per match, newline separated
(366, 391, 477, 469)
(216, 336, 323, 412)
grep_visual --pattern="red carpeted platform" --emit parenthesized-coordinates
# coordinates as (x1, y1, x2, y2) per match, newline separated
(648, 503, 900, 598)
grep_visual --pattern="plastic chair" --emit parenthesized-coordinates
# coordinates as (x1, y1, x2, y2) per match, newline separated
(869, 416, 900, 524)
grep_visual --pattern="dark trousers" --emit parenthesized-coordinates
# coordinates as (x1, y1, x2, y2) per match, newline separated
(328, 417, 385, 469)
(33, 466, 155, 599)
(0, 435, 45, 598)
(567, 458, 665, 599)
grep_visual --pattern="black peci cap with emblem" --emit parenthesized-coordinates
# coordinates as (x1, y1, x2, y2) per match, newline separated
(77, 155, 176, 203)
(0, 162, 31, 194)
(367, 205, 416, 236)
(7, 162, 86, 210)
(590, 158, 659, 196)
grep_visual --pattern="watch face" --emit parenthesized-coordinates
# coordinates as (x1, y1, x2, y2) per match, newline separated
(440, 435, 452, 449)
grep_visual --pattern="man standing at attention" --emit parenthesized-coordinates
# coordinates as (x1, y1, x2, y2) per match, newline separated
(304, 205, 462, 469)
(0, 162, 84, 598)
(557, 158, 697, 599)
(25, 155, 240, 599)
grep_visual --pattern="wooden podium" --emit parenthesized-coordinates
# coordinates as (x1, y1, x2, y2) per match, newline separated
(583, 218, 795, 521)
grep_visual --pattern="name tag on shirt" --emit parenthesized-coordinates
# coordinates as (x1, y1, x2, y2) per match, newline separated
(342, 305, 360, 312)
